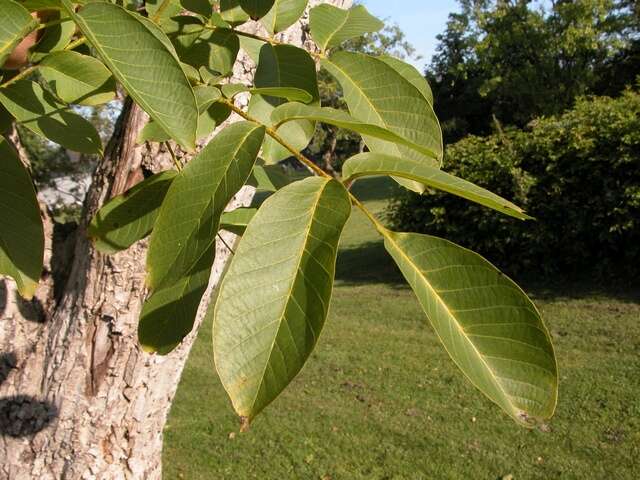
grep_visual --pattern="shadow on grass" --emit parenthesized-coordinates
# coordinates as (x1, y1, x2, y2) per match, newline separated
(336, 241, 405, 286)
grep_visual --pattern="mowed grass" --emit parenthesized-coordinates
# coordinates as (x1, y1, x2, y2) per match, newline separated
(163, 178, 640, 479)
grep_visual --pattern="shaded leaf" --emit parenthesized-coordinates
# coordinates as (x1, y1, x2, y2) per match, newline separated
(342, 153, 531, 220)
(0, 136, 43, 299)
(222, 84, 313, 104)
(213, 177, 351, 420)
(220, 207, 257, 235)
(178, 27, 239, 77)
(29, 12, 76, 62)
(309, 4, 382, 52)
(0, 0, 37, 67)
(261, 0, 308, 35)
(62, 0, 198, 150)
(140, 121, 265, 354)
(239, 0, 274, 20)
(0, 80, 102, 154)
(247, 163, 293, 191)
(89, 171, 178, 254)
(249, 43, 319, 164)
(322, 51, 442, 193)
(220, 0, 250, 26)
(383, 230, 558, 426)
(39, 50, 116, 106)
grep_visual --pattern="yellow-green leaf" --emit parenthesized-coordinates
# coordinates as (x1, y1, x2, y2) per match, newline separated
(342, 153, 531, 220)
(309, 4, 383, 52)
(140, 121, 265, 354)
(0, 0, 37, 67)
(0, 136, 43, 299)
(213, 177, 351, 421)
(261, 0, 308, 35)
(383, 230, 558, 426)
(62, 0, 198, 150)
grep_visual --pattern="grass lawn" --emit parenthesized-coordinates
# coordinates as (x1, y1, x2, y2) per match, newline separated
(163, 178, 640, 479)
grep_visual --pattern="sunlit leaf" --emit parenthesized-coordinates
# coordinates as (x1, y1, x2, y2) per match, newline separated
(383, 230, 558, 426)
(309, 4, 383, 52)
(62, 0, 198, 150)
(342, 153, 531, 220)
(0, 0, 37, 67)
(220, 207, 257, 235)
(322, 51, 443, 193)
(39, 51, 116, 106)
(261, 0, 308, 35)
(271, 102, 441, 160)
(29, 12, 75, 62)
(213, 177, 351, 421)
(0, 136, 43, 299)
(378, 55, 433, 106)
(220, 0, 250, 26)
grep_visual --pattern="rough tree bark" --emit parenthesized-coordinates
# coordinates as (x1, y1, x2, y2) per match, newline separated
(0, 1, 351, 479)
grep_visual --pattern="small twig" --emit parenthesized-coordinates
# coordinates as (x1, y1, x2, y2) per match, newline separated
(165, 142, 182, 172)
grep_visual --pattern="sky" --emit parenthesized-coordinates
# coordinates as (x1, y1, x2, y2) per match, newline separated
(363, 0, 460, 69)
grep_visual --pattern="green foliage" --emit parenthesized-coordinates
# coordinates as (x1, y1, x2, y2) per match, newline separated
(1, 1, 559, 430)
(388, 90, 640, 278)
(0, 136, 43, 298)
(384, 230, 557, 427)
(429, 0, 640, 141)
(213, 177, 352, 420)
(0, 80, 103, 154)
(0, 0, 37, 67)
(88, 171, 178, 254)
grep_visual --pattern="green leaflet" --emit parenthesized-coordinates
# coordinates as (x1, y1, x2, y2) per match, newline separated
(138, 86, 229, 143)
(0, 0, 37, 67)
(178, 27, 240, 77)
(29, 12, 76, 62)
(220, 207, 257, 235)
(62, 0, 198, 151)
(220, 0, 250, 26)
(140, 121, 265, 354)
(213, 177, 351, 421)
(261, 0, 308, 35)
(239, 0, 274, 19)
(249, 43, 319, 164)
(322, 51, 443, 193)
(309, 4, 383, 52)
(383, 230, 558, 426)
(221, 84, 313, 104)
(0, 80, 102, 154)
(248, 164, 294, 191)
(39, 51, 117, 106)
(378, 55, 433, 106)
(342, 153, 531, 220)
(89, 171, 178, 254)
(271, 103, 441, 160)
(0, 136, 43, 299)
(180, 0, 213, 17)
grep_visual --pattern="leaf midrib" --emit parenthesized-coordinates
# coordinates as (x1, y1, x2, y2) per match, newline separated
(247, 178, 330, 416)
(383, 230, 520, 420)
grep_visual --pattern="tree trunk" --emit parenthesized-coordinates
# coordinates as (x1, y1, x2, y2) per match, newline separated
(0, 2, 351, 479)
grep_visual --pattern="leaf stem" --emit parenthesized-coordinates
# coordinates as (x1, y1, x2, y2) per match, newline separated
(0, 66, 37, 88)
(35, 17, 73, 31)
(165, 142, 182, 172)
(64, 36, 87, 51)
(206, 26, 324, 60)
(150, 0, 173, 22)
(220, 99, 387, 234)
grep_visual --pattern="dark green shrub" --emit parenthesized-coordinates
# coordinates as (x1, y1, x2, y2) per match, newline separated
(387, 90, 640, 279)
